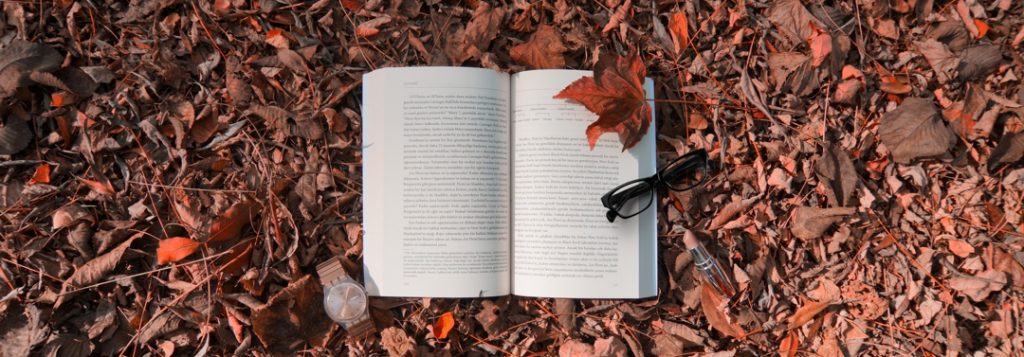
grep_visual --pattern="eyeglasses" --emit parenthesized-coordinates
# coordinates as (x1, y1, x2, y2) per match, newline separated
(601, 149, 709, 222)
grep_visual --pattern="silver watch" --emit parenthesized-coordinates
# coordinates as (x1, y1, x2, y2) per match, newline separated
(317, 257, 376, 339)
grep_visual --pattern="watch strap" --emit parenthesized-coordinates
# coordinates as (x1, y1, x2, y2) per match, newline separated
(316, 256, 348, 286)
(346, 316, 377, 340)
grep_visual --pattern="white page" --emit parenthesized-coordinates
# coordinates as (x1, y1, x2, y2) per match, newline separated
(511, 70, 657, 299)
(363, 67, 511, 297)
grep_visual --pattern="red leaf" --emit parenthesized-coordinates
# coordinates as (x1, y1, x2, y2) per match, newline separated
(433, 311, 456, 340)
(341, 0, 363, 11)
(553, 52, 650, 151)
(668, 11, 690, 54)
(28, 163, 51, 185)
(208, 199, 257, 242)
(157, 237, 201, 264)
(779, 330, 799, 357)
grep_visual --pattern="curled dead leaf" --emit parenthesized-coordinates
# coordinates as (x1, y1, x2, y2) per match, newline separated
(509, 25, 567, 69)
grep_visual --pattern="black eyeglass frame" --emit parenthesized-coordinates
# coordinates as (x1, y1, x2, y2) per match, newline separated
(601, 149, 709, 222)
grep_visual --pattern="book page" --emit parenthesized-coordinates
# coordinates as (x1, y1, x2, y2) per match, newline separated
(362, 67, 511, 297)
(511, 70, 657, 299)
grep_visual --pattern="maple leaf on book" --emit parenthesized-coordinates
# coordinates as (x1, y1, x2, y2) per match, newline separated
(553, 52, 651, 151)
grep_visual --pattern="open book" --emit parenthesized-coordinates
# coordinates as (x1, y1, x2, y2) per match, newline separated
(362, 67, 656, 299)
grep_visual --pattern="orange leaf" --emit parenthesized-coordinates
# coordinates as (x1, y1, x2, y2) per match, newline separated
(779, 330, 799, 357)
(208, 199, 257, 242)
(699, 282, 746, 338)
(79, 177, 115, 195)
(28, 163, 51, 185)
(157, 237, 201, 264)
(51, 92, 74, 107)
(433, 311, 456, 339)
(809, 32, 832, 68)
(787, 297, 834, 330)
(355, 26, 380, 38)
(266, 28, 289, 49)
(668, 11, 690, 54)
(553, 52, 650, 151)
(973, 19, 989, 38)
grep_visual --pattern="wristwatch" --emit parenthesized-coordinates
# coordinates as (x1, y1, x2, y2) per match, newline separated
(316, 257, 376, 340)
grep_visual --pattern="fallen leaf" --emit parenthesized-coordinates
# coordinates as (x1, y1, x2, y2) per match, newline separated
(989, 132, 1024, 168)
(973, 19, 989, 38)
(699, 282, 745, 338)
(0, 303, 50, 357)
(554, 298, 575, 332)
(809, 31, 832, 68)
(0, 40, 62, 98)
(957, 44, 1002, 81)
(916, 39, 959, 83)
(878, 98, 957, 164)
(786, 297, 834, 329)
(946, 239, 974, 258)
(433, 311, 456, 339)
(276, 48, 309, 74)
(52, 205, 93, 230)
(265, 28, 289, 48)
(380, 327, 416, 356)
(879, 75, 912, 94)
(554, 52, 650, 150)
(767, 0, 824, 47)
(593, 337, 629, 357)
(708, 195, 760, 230)
(27, 163, 51, 185)
(446, 2, 505, 64)
(156, 237, 201, 264)
(208, 199, 257, 242)
(767, 52, 817, 97)
(791, 206, 856, 240)
(79, 177, 115, 195)
(602, 0, 631, 33)
(667, 11, 689, 54)
(474, 300, 505, 337)
(559, 339, 595, 357)
(509, 25, 567, 69)
(0, 118, 33, 155)
(815, 144, 859, 207)
(251, 275, 333, 354)
(779, 330, 798, 357)
(833, 79, 862, 104)
(949, 270, 1007, 302)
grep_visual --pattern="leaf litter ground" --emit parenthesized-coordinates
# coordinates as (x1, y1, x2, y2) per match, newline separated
(1, 0, 1024, 356)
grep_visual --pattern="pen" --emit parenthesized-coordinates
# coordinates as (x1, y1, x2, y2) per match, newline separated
(684, 230, 736, 297)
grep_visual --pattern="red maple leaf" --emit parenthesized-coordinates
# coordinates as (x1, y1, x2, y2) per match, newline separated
(553, 52, 651, 151)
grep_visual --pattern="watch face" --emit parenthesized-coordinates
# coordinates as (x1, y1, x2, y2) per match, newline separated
(324, 282, 367, 322)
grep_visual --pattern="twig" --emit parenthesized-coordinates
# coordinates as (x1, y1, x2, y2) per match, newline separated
(59, 250, 233, 295)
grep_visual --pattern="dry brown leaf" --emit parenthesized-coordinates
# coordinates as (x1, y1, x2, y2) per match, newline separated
(52, 205, 93, 230)
(989, 132, 1024, 168)
(946, 239, 975, 258)
(699, 282, 745, 338)
(602, 0, 631, 33)
(380, 327, 416, 356)
(553, 52, 650, 150)
(786, 297, 834, 330)
(708, 195, 759, 230)
(559, 339, 595, 357)
(815, 144, 858, 207)
(878, 98, 957, 164)
(277, 48, 309, 74)
(767, 0, 824, 47)
(791, 206, 855, 240)
(0, 118, 33, 155)
(949, 270, 1007, 302)
(916, 39, 959, 83)
(251, 275, 333, 354)
(593, 337, 629, 357)
(509, 25, 567, 69)
(957, 44, 1002, 81)
(0, 40, 62, 98)
(0, 303, 49, 357)
(809, 31, 832, 68)
(208, 199, 257, 242)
